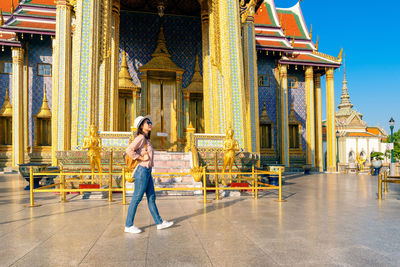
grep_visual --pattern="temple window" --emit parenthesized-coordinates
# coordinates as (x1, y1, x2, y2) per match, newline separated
(118, 90, 133, 132)
(0, 90, 12, 145)
(289, 123, 300, 149)
(259, 101, 274, 151)
(34, 89, 52, 146)
(258, 74, 270, 87)
(260, 123, 272, 149)
(0, 61, 12, 74)
(288, 76, 298, 89)
(37, 63, 52, 77)
(189, 93, 204, 133)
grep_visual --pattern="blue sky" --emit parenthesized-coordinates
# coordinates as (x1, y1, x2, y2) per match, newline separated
(276, 0, 400, 134)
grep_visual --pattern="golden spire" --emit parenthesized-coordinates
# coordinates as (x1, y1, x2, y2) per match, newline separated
(0, 9, 4, 26)
(309, 24, 312, 39)
(260, 101, 271, 123)
(118, 50, 137, 90)
(185, 54, 203, 92)
(291, 34, 295, 47)
(36, 86, 52, 118)
(11, 0, 15, 14)
(315, 35, 319, 50)
(0, 89, 12, 117)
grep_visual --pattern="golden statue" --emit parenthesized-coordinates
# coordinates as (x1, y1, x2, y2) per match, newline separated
(82, 124, 102, 183)
(222, 126, 239, 185)
(356, 153, 366, 172)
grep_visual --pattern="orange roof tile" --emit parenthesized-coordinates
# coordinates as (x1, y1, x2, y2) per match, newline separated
(278, 13, 302, 37)
(366, 127, 382, 135)
(256, 39, 289, 49)
(255, 2, 272, 25)
(23, 0, 55, 6)
(0, 0, 19, 13)
(20, 10, 56, 17)
(10, 20, 55, 30)
(347, 132, 375, 137)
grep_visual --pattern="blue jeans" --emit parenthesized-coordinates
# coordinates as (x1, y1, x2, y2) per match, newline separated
(125, 165, 162, 227)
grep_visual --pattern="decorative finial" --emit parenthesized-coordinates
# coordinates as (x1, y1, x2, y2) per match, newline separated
(315, 35, 319, 50)
(10, 0, 14, 14)
(309, 24, 312, 39)
(0, 9, 4, 26)
(338, 48, 343, 62)
(291, 34, 295, 47)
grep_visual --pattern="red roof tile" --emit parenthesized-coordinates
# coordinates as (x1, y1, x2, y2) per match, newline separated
(23, 0, 55, 7)
(277, 13, 302, 38)
(10, 20, 55, 31)
(256, 39, 289, 49)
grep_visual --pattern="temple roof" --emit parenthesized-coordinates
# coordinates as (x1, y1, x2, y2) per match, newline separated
(255, 0, 341, 68)
(0, 0, 55, 38)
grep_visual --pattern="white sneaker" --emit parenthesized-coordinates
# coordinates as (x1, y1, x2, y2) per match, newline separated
(124, 225, 142, 234)
(157, 220, 174, 230)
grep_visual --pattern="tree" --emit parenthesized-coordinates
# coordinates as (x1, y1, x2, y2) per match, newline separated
(384, 129, 400, 162)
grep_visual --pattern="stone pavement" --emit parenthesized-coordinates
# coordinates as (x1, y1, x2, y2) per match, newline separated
(1, 173, 400, 267)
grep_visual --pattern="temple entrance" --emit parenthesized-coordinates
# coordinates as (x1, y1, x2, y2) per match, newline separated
(147, 72, 177, 150)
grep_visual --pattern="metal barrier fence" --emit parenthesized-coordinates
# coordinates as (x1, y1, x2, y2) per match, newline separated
(25, 166, 284, 207)
(377, 171, 400, 200)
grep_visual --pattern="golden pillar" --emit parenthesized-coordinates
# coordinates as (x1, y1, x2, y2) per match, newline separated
(279, 64, 289, 167)
(98, 0, 113, 131)
(305, 66, 315, 167)
(200, 2, 212, 133)
(11, 47, 24, 167)
(53, 0, 72, 164)
(242, 2, 260, 153)
(219, 0, 248, 148)
(176, 73, 184, 148)
(326, 68, 336, 172)
(110, 0, 120, 131)
(314, 73, 323, 172)
(208, 0, 222, 134)
(132, 88, 140, 122)
(183, 91, 190, 131)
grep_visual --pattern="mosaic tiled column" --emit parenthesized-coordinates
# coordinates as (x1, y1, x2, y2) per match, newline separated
(110, 0, 120, 131)
(71, 0, 102, 148)
(53, 0, 72, 163)
(326, 68, 336, 172)
(98, 0, 113, 131)
(242, 16, 260, 153)
(305, 66, 315, 167)
(200, 4, 212, 133)
(219, 0, 247, 149)
(11, 47, 24, 167)
(314, 73, 323, 172)
(279, 64, 289, 167)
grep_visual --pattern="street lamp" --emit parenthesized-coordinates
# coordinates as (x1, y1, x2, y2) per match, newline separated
(389, 118, 395, 163)
(336, 130, 340, 171)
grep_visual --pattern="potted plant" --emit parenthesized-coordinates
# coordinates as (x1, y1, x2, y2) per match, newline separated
(370, 152, 384, 169)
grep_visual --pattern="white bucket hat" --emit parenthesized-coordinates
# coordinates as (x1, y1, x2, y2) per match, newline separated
(134, 115, 151, 132)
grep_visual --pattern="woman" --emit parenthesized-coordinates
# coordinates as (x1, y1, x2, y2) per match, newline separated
(125, 115, 173, 234)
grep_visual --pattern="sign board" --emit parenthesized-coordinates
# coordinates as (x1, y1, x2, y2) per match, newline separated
(157, 132, 168, 137)
(386, 143, 394, 150)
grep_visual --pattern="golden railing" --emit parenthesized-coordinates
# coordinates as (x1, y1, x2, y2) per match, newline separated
(25, 166, 284, 207)
(377, 171, 400, 200)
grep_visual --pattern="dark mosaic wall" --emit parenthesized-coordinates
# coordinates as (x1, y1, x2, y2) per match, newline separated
(119, 12, 202, 88)
(287, 68, 306, 151)
(28, 37, 52, 146)
(256, 54, 307, 152)
(256, 54, 278, 149)
(0, 48, 12, 108)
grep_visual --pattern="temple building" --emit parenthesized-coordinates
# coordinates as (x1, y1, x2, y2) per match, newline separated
(0, 0, 342, 172)
(335, 61, 387, 171)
